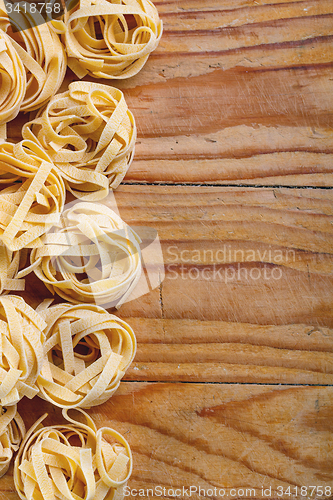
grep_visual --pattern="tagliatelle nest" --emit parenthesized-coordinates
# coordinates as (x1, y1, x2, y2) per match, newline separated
(0, 295, 46, 406)
(30, 202, 142, 307)
(0, 404, 25, 478)
(23, 81, 136, 200)
(0, 140, 66, 251)
(56, 0, 162, 79)
(14, 409, 132, 500)
(36, 302, 136, 409)
(0, 243, 26, 294)
(0, 29, 26, 137)
(0, 8, 67, 112)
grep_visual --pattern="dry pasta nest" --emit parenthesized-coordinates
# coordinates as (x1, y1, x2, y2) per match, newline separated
(30, 202, 142, 307)
(23, 81, 136, 200)
(0, 29, 26, 137)
(0, 140, 66, 251)
(36, 302, 136, 409)
(58, 0, 163, 79)
(0, 243, 26, 294)
(0, 295, 46, 406)
(0, 404, 25, 478)
(14, 409, 132, 500)
(0, 8, 67, 113)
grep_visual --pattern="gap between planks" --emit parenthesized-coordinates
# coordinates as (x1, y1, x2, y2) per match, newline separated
(122, 181, 333, 189)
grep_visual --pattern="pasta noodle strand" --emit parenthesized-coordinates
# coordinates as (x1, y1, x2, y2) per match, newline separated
(37, 302, 136, 408)
(56, 0, 163, 79)
(0, 295, 46, 406)
(0, 140, 66, 251)
(0, 29, 26, 136)
(14, 409, 132, 500)
(31, 202, 142, 307)
(0, 8, 67, 112)
(0, 404, 25, 478)
(23, 81, 136, 200)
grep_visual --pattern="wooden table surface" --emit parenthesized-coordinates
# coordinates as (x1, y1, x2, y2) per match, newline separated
(3, 1, 333, 499)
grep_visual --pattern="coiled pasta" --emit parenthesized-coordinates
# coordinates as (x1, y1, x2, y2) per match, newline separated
(0, 295, 46, 406)
(0, 243, 26, 294)
(31, 202, 142, 307)
(0, 404, 25, 478)
(23, 81, 136, 200)
(37, 302, 136, 408)
(0, 8, 67, 112)
(14, 409, 132, 500)
(0, 29, 26, 137)
(0, 140, 66, 251)
(58, 0, 163, 79)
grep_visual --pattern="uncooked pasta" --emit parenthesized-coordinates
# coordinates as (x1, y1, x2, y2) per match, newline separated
(0, 243, 26, 294)
(0, 295, 46, 406)
(0, 7, 67, 113)
(14, 408, 132, 500)
(0, 140, 66, 251)
(36, 302, 136, 408)
(23, 81, 136, 200)
(56, 0, 163, 79)
(0, 29, 26, 138)
(0, 404, 25, 478)
(30, 202, 142, 307)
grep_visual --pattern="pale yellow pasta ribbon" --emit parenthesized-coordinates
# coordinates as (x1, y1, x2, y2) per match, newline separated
(0, 295, 46, 406)
(14, 408, 132, 500)
(36, 302, 136, 409)
(0, 140, 66, 251)
(0, 404, 25, 478)
(55, 0, 162, 79)
(0, 7, 67, 113)
(0, 243, 27, 294)
(23, 81, 136, 200)
(0, 28, 26, 138)
(30, 202, 142, 307)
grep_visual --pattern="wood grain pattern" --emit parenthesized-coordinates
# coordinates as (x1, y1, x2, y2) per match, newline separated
(111, 0, 333, 186)
(122, 64, 333, 185)
(122, 318, 333, 385)
(2, 0, 333, 498)
(8, 1, 333, 185)
(18, 185, 333, 384)
(113, 185, 333, 385)
(113, 185, 333, 325)
(1, 383, 332, 500)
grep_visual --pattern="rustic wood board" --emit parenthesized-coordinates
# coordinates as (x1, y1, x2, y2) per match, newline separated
(3, 0, 333, 499)
(3, 384, 333, 500)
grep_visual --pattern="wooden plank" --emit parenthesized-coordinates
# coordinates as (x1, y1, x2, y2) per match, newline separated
(109, 184, 333, 384)
(118, 0, 333, 186)
(17, 185, 333, 384)
(115, 186, 333, 329)
(1, 383, 331, 500)
(2, 2, 332, 496)
(7, 1, 333, 186)
(122, 318, 333, 385)
(121, 64, 333, 186)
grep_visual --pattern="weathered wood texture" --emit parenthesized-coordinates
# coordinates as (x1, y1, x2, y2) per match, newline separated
(123, 318, 333, 385)
(20, 185, 333, 385)
(9, 1, 333, 186)
(118, 185, 333, 386)
(1, 384, 332, 500)
(118, 0, 333, 186)
(3, 1, 333, 499)
(115, 185, 333, 320)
